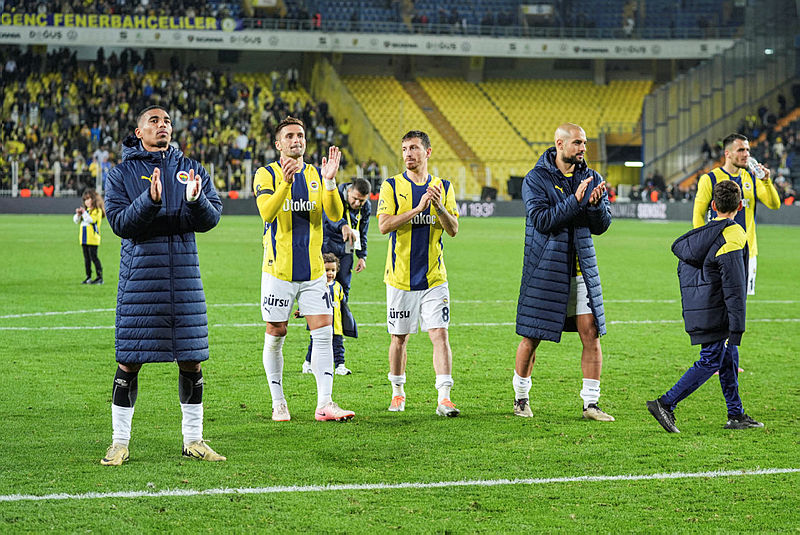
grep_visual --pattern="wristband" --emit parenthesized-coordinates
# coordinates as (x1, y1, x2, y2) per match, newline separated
(324, 178, 337, 191)
(186, 186, 200, 202)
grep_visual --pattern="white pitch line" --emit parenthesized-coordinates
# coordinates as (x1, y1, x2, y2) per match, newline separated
(1, 318, 799, 332)
(1, 299, 797, 319)
(1, 467, 797, 503)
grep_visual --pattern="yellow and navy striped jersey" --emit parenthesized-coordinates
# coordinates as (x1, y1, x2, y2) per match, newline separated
(328, 280, 345, 336)
(378, 172, 458, 291)
(693, 167, 780, 258)
(253, 161, 344, 281)
(74, 208, 103, 246)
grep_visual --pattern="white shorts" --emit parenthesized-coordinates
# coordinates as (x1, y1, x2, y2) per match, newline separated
(260, 272, 332, 322)
(567, 275, 592, 317)
(386, 282, 450, 335)
(747, 256, 757, 296)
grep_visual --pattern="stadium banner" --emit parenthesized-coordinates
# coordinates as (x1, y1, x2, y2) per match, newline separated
(0, 25, 734, 59)
(3, 197, 799, 224)
(0, 13, 242, 31)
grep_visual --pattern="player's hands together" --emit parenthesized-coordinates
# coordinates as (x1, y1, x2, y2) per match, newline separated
(416, 190, 432, 213)
(588, 180, 606, 206)
(427, 184, 445, 212)
(150, 167, 162, 203)
(281, 157, 300, 184)
(574, 177, 592, 203)
(320, 145, 341, 181)
(185, 169, 201, 202)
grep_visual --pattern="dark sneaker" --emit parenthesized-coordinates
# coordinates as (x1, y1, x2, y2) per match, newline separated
(646, 399, 680, 433)
(724, 414, 764, 429)
(81, 277, 92, 284)
(90, 277, 104, 285)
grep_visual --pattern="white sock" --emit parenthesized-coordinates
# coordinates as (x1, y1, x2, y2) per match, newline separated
(580, 378, 601, 409)
(310, 325, 334, 408)
(435, 374, 453, 404)
(263, 332, 286, 406)
(180, 403, 203, 445)
(513, 372, 532, 401)
(388, 373, 406, 397)
(111, 404, 134, 446)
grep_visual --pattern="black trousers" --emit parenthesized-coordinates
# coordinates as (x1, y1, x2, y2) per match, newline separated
(82, 244, 102, 278)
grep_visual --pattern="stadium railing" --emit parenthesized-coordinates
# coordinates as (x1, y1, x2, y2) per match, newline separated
(238, 18, 741, 39)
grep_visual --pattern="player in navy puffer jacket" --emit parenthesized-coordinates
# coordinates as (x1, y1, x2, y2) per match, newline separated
(100, 105, 225, 466)
(513, 124, 614, 422)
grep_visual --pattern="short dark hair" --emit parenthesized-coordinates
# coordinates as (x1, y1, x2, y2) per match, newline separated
(402, 130, 430, 150)
(350, 177, 371, 196)
(136, 105, 168, 126)
(322, 252, 340, 270)
(722, 133, 748, 151)
(276, 116, 304, 137)
(713, 180, 742, 213)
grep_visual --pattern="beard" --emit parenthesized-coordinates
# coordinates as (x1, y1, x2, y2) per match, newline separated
(561, 153, 583, 166)
(154, 139, 169, 148)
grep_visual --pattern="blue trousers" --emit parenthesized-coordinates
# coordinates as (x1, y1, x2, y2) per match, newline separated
(305, 334, 346, 367)
(661, 339, 743, 417)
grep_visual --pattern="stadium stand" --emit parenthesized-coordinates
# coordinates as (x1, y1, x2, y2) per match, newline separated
(0, 0, 241, 18)
(274, 0, 742, 37)
(480, 79, 652, 142)
(417, 76, 537, 190)
(342, 75, 475, 195)
(0, 45, 354, 195)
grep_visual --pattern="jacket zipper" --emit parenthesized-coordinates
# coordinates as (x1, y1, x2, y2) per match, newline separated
(162, 151, 177, 361)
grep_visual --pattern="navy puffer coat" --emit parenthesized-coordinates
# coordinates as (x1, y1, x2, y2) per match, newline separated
(516, 147, 611, 342)
(104, 136, 222, 363)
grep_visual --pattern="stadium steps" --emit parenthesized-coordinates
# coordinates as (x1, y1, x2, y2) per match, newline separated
(475, 83, 532, 146)
(399, 80, 486, 183)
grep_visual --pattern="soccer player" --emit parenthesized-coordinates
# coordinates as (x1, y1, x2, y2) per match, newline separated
(253, 116, 354, 422)
(647, 180, 763, 432)
(692, 133, 780, 295)
(513, 123, 614, 422)
(377, 130, 460, 417)
(101, 105, 225, 465)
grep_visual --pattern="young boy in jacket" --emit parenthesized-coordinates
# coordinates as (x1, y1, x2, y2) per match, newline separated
(647, 180, 764, 433)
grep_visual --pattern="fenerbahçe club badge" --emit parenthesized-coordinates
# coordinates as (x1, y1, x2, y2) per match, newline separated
(309, 180, 319, 191)
(176, 170, 190, 184)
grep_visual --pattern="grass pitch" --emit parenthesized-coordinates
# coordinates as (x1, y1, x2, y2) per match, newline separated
(0, 213, 798, 532)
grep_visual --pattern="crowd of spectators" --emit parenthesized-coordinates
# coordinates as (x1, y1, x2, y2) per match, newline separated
(0, 45, 349, 195)
(0, 0, 238, 18)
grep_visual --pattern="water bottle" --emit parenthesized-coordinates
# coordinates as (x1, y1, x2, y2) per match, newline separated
(747, 157, 765, 179)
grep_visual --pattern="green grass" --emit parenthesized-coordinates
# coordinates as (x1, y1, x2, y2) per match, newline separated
(1, 214, 798, 532)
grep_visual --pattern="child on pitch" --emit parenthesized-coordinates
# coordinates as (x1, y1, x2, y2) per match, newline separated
(299, 253, 358, 375)
(73, 188, 105, 284)
(647, 180, 764, 433)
